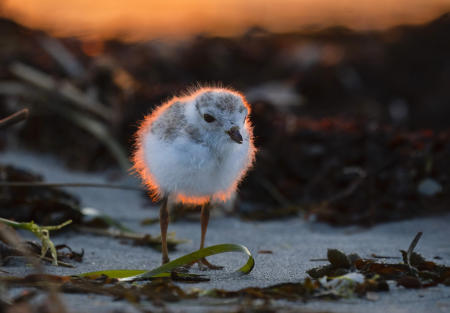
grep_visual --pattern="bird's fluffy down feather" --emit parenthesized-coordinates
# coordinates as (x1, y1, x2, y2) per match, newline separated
(133, 87, 255, 204)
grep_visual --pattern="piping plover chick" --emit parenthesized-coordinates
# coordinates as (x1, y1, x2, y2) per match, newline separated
(133, 87, 256, 268)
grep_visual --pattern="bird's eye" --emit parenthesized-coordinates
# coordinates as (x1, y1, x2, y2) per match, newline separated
(203, 114, 216, 123)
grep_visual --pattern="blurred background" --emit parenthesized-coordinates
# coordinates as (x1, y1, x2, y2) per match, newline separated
(1, 0, 449, 226)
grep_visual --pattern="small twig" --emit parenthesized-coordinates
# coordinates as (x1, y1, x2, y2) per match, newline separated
(406, 232, 423, 269)
(371, 254, 401, 259)
(76, 226, 187, 247)
(0, 242, 74, 268)
(0, 181, 143, 191)
(0, 109, 29, 130)
(40, 256, 74, 268)
(5, 255, 75, 268)
(309, 258, 328, 262)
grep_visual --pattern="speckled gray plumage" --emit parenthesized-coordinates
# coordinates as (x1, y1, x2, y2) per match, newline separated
(150, 101, 187, 142)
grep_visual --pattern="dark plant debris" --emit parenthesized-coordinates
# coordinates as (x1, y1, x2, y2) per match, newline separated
(307, 232, 450, 290)
(0, 165, 82, 226)
(3, 247, 447, 306)
(238, 116, 449, 226)
(0, 239, 82, 268)
(2, 232, 448, 309)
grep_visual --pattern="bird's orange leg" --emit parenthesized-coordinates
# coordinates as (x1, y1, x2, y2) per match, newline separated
(199, 201, 210, 250)
(160, 195, 170, 264)
(196, 201, 223, 270)
(178, 201, 223, 271)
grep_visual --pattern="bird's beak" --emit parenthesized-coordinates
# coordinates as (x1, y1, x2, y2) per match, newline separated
(226, 126, 243, 144)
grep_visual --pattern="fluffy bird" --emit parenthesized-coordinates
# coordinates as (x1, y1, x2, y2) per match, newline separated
(133, 87, 255, 268)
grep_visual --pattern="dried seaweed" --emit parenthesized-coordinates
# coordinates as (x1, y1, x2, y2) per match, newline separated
(238, 116, 450, 225)
(307, 232, 450, 291)
(0, 241, 82, 268)
(2, 232, 447, 310)
(0, 165, 83, 226)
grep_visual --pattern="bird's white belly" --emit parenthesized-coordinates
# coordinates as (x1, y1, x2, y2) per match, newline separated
(143, 133, 249, 198)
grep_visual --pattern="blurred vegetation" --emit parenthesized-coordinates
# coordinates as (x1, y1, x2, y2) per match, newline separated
(0, 13, 449, 225)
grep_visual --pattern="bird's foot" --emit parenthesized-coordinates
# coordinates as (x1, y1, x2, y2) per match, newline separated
(162, 256, 170, 265)
(185, 258, 224, 271)
(199, 258, 224, 271)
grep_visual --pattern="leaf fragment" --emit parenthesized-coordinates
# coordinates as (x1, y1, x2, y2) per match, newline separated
(327, 249, 351, 268)
(78, 243, 254, 282)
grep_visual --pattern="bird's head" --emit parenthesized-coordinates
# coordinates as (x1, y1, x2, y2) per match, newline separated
(193, 89, 249, 144)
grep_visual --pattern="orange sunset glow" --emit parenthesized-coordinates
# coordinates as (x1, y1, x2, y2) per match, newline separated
(1, 0, 449, 40)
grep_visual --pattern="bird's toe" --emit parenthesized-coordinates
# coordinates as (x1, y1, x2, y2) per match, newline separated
(199, 258, 224, 270)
